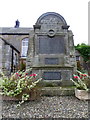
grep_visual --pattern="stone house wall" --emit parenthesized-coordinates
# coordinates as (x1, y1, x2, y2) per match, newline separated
(0, 37, 20, 74)
(0, 38, 3, 72)
(1, 34, 29, 52)
(0, 27, 32, 74)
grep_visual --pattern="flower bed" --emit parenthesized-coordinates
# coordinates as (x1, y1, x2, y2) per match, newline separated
(71, 70, 90, 91)
(0, 88, 41, 101)
(71, 70, 90, 100)
(0, 69, 42, 105)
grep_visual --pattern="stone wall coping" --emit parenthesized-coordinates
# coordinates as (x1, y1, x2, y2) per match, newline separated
(0, 27, 33, 34)
(32, 66, 73, 69)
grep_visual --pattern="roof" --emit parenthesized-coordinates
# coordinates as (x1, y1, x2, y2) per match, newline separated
(0, 37, 20, 53)
(0, 27, 33, 35)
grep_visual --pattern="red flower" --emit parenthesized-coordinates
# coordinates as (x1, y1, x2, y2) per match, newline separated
(74, 76, 79, 79)
(82, 74, 87, 77)
(80, 74, 83, 76)
(29, 74, 37, 77)
(25, 73, 28, 75)
(16, 73, 19, 75)
(33, 74, 37, 76)
(16, 73, 20, 76)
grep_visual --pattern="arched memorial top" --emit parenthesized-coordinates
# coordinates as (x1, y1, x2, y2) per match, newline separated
(36, 12, 67, 25)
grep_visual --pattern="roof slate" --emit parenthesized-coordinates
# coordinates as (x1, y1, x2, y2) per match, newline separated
(0, 27, 33, 34)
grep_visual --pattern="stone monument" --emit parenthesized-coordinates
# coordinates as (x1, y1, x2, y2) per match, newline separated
(27, 12, 76, 86)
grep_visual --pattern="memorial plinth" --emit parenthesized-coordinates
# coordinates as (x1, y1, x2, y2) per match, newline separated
(27, 12, 76, 86)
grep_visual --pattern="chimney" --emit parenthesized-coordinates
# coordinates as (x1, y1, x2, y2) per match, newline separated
(15, 19, 20, 28)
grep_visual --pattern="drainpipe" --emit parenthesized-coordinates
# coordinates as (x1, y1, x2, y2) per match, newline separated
(11, 48, 14, 72)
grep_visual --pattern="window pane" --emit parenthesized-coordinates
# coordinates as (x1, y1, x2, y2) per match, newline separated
(22, 47, 28, 56)
(76, 56, 80, 61)
(21, 38, 29, 57)
(25, 42, 28, 46)
(22, 42, 26, 46)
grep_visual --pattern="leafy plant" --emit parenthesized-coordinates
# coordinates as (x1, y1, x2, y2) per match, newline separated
(20, 61, 26, 71)
(71, 70, 90, 91)
(0, 68, 42, 106)
(75, 43, 90, 62)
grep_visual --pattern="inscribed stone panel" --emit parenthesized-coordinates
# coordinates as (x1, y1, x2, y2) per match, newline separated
(45, 58, 59, 65)
(39, 36, 65, 54)
(43, 72, 61, 80)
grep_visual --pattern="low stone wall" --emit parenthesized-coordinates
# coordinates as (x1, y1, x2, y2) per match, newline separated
(41, 87, 75, 96)
(0, 87, 75, 101)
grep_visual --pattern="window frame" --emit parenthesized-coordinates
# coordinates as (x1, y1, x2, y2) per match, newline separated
(21, 38, 29, 58)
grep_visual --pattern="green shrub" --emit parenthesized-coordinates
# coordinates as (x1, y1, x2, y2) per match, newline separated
(71, 70, 90, 91)
(0, 68, 42, 106)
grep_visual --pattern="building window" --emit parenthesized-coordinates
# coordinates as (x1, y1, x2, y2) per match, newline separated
(76, 56, 80, 61)
(21, 38, 29, 58)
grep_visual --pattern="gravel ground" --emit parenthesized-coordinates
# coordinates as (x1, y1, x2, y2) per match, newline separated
(1, 96, 89, 119)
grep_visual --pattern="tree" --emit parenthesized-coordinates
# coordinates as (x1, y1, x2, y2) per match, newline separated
(75, 43, 90, 62)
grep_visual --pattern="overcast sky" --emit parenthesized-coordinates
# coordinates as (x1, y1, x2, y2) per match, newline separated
(0, 0, 89, 45)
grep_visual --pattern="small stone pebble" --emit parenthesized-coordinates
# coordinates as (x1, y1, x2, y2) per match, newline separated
(1, 96, 89, 119)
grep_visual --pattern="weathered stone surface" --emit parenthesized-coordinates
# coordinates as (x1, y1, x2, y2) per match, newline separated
(39, 36, 65, 54)
(41, 87, 75, 96)
(45, 58, 59, 65)
(27, 12, 76, 86)
(0, 37, 20, 74)
(43, 72, 61, 80)
(0, 39, 3, 71)
(75, 89, 90, 100)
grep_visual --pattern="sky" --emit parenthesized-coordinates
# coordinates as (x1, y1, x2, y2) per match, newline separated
(0, 0, 89, 45)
